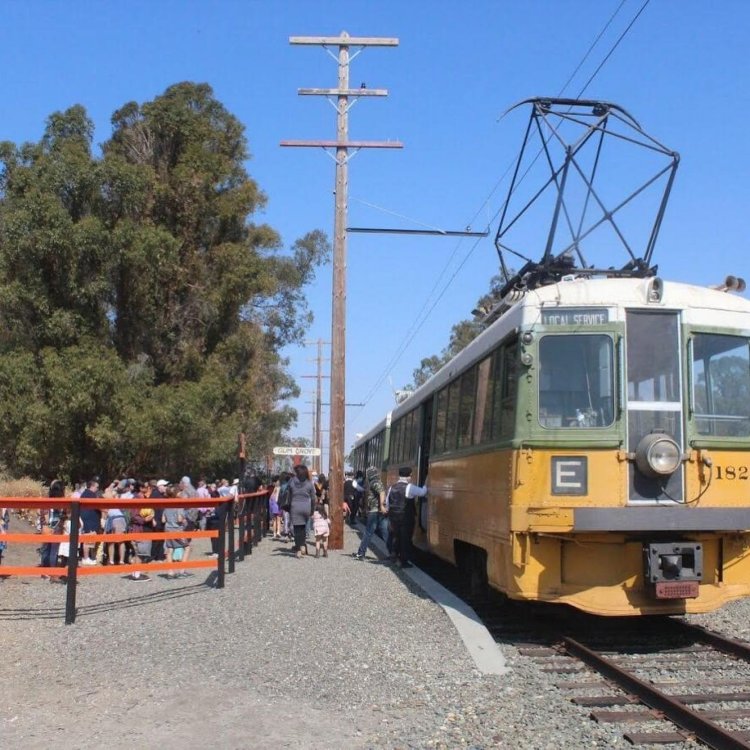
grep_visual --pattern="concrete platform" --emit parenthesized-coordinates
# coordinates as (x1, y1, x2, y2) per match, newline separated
(359, 525, 508, 675)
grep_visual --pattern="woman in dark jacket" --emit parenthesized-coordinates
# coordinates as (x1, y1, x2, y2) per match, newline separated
(289, 464, 316, 557)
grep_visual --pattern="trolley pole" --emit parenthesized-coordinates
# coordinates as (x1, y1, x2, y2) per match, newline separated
(282, 32, 401, 549)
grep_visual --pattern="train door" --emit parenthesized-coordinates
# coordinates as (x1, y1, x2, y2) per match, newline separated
(625, 310, 684, 503)
(416, 397, 433, 532)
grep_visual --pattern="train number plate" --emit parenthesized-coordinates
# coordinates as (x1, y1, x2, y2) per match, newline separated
(655, 581, 699, 599)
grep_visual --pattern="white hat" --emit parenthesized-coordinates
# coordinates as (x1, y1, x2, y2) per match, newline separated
(156, 479, 168, 488)
(181, 475, 191, 485)
(232, 478, 239, 485)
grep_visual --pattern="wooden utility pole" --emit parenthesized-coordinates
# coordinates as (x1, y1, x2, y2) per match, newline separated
(282, 32, 401, 550)
(314, 339, 325, 474)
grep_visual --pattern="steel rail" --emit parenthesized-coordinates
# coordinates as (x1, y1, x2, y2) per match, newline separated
(561, 636, 750, 750)
(677, 622, 750, 664)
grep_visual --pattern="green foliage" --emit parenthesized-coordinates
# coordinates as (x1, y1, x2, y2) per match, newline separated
(0, 83, 330, 481)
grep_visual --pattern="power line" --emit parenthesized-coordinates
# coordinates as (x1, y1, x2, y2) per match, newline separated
(575, 0, 651, 98)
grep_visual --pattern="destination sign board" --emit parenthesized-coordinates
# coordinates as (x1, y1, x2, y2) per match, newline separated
(272, 446, 322, 456)
(541, 307, 609, 326)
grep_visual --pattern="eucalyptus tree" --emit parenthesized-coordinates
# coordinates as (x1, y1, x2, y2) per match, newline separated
(0, 82, 329, 480)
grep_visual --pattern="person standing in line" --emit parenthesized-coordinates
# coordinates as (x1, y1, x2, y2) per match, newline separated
(40, 480, 66, 571)
(79, 479, 102, 566)
(149, 479, 168, 562)
(180, 475, 197, 499)
(386, 466, 428, 569)
(343, 471, 356, 526)
(288, 464, 316, 558)
(196, 479, 211, 530)
(353, 467, 388, 561)
(105, 503, 128, 566)
(127, 507, 153, 582)
(278, 471, 292, 541)
(163, 486, 190, 578)
(352, 470, 365, 525)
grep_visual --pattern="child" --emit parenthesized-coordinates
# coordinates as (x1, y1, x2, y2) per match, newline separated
(268, 477, 282, 539)
(312, 503, 330, 558)
(55, 510, 81, 582)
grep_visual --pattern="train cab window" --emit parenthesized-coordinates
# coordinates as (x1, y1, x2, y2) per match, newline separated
(692, 333, 750, 437)
(539, 334, 614, 428)
(627, 313, 680, 403)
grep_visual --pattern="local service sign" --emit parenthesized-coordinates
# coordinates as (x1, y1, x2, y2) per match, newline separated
(541, 307, 609, 326)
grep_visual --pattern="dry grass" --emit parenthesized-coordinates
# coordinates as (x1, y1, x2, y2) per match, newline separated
(0, 476, 47, 526)
(0, 476, 45, 498)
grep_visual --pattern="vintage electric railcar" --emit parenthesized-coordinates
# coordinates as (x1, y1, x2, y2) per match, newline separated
(351, 276, 750, 615)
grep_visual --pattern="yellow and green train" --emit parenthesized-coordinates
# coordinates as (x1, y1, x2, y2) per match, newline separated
(351, 276, 750, 616)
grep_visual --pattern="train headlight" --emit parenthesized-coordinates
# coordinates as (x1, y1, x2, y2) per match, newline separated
(635, 434, 681, 477)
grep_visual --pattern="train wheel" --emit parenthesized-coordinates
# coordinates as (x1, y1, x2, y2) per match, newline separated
(455, 541, 489, 600)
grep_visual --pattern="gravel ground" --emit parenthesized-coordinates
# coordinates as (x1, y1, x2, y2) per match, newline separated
(4, 523, 745, 749)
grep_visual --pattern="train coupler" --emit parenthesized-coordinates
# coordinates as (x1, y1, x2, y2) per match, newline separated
(643, 542, 702, 599)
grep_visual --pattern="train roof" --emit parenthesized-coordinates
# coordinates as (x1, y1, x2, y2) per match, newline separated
(387, 276, 750, 423)
(351, 412, 391, 451)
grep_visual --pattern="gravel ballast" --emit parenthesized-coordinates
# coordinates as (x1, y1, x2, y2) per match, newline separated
(3, 525, 745, 749)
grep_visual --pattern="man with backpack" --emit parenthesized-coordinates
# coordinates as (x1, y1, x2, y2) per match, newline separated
(386, 466, 428, 569)
(352, 466, 388, 561)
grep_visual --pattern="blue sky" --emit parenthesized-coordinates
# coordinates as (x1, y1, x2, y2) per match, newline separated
(1, 1, 748, 465)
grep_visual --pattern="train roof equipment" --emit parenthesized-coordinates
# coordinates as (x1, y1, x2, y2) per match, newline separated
(490, 97, 680, 324)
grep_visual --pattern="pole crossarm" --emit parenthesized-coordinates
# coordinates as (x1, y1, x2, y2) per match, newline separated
(298, 88, 388, 97)
(348, 227, 489, 237)
(281, 140, 403, 149)
(290, 35, 398, 46)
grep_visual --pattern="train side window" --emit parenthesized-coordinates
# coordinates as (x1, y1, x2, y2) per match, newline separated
(407, 409, 418, 460)
(434, 387, 448, 454)
(539, 334, 614, 428)
(394, 419, 404, 463)
(457, 366, 477, 448)
(692, 333, 750, 437)
(474, 356, 493, 444)
(445, 379, 461, 451)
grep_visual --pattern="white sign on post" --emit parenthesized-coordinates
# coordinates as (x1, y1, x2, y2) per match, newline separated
(272, 446, 322, 457)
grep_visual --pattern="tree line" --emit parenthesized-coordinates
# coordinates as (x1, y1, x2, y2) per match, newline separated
(0, 82, 329, 481)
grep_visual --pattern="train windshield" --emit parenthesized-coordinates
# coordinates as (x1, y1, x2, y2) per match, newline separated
(539, 334, 614, 428)
(692, 333, 750, 437)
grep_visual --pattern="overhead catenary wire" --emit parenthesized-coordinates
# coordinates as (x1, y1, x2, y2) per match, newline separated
(347, 0, 651, 429)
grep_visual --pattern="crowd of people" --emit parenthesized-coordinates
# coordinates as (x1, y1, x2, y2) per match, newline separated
(29, 475, 244, 582)
(265, 462, 427, 568)
(0, 462, 427, 578)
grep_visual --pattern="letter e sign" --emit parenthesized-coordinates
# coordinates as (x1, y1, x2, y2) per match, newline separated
(551, 457, 587, 496)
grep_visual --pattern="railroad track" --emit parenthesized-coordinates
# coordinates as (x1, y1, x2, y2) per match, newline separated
(410, 549, 750, 748)
(522, 620, 750, 749)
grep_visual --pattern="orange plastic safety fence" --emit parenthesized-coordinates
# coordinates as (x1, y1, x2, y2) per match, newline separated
(2, 530, 219, 544)
(1, 559, 216, 577)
